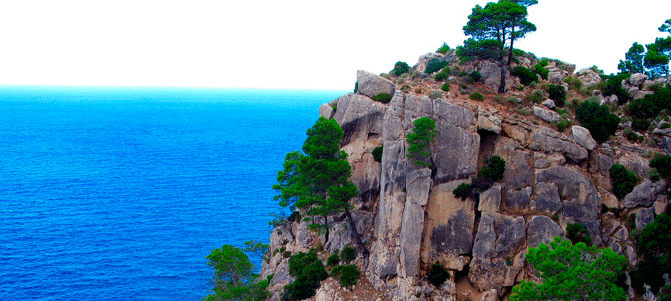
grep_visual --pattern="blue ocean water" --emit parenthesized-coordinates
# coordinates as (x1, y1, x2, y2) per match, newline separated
(0, 86, 345, 300)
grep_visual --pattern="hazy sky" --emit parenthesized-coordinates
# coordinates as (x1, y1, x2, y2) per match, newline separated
(0, 0, 668, 90)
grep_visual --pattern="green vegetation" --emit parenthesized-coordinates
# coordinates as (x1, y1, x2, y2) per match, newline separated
(327, 250, 340, 267)
(282, 250, 328, 301)
(469, 71, 482, 82)
(273, 117, 368, 256)
(461, 1, 536, 93)
(425, 58, 450, 74)
(618, 42, 646, 74)
(575, 100, 620, 143)
(469, 91, 484, 101)
(427, 262, 450, 287)
(619, 19, 670, 79)
(631, 213, 671, 295)
(627, 85, 671, 131)
(391, 61, 411, 76)
(372, 93, 393, 103)
(566, 223, 592, 246)
(453, 155, 505, 200)
(203, 245, 270, 301)
(556, 118, 571, 132)
(406, 117, 438, 168)
(602, 73, 631, 105)
(330, 264, 360, 287)
(436, 42, 450, 54)
(547, 84, 566, 107)
(650, 154, 671, 179)
(533, 63, 549, 80)
(341, 245, 356, 263)
(609, 164, 639, 199)
(441, 82, 450, 92)
(511, 65, 539, 86)
(435, 68, 450, 81)
(372, 145, 383, 163)
(510, 237, 628, 301)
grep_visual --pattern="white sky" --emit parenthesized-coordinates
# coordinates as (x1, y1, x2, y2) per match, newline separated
(0, 0, 668, 90)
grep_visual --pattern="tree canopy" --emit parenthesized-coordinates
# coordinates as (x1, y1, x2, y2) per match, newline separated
(618, 42, 646, 74)
(461, 0, 536, 93)
(273, 117, 367, 256)
(510, 237, 628, 301)
(203, 245, 270, 301)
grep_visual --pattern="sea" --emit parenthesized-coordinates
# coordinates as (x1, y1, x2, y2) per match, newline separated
(0, 86, 346, 301)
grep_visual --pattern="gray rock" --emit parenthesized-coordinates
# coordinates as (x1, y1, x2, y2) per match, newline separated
(531, 182, 563, 214)
(629, 73, 648, 86)
(504, 187, 532, 210)
(333, 93, 387, 145)
(535, 166, 601, 220)
(495, 137, 533, 189)
(414, 52, 444, 73)
(633, 90, 654, 100)
(478, 115, 502, 134)
(542, 99, 556, 109)
(356, 70, 395, 99)
(479, 185, 502, 213)
(470, 213, 526, 292)
(480, 289, 499, 301)
(618, 155, 651, 179)
(432, 101, 480, 183)
(548, 68, 564, 85)
(400, 200, 424, 277)
(571, 125, 597, 151)
(533, 106, 561, 123)
(319, 103, 335, 119)
(405, 168, 432, 206)
(623, 179, 667, 208)
(636, 208, 655, 230)
(530, 128, 589, 163)
(577, 68, 602, 88)
(534, 158, 551, 169)
(527, 215, 563, 248)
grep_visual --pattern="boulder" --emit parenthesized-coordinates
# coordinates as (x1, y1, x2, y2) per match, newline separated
(333, 93, 387, 145)
(533, 106, 561, 123)
(504, 187, 532, 210)
(432, 100, 480, 183)
(478, 115, 502, 134)
(635, 207, 655, 230)
(548, 68, 564, 85)
(654, 199, 668, 215)
(356, 70, 395, 99)
(527, 215, 563, 248)
(629, 73, 648, 86)
(531, 182, 563, 214)
(422, 181, 476, 271)
(542, 99, 556, 109)
(571, 125, 597, 151)
(501, 123, 529, 143)
(623, 179, 667, 208)
(577, 68, 602, 88)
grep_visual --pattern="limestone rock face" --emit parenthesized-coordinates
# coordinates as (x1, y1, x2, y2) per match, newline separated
(469, 213, 526, 293)
(533, 106, 560, 123)
(535, 166, 601, 220)
(479, 185, 502, 213)
(478, 115, 502, 134)
(623, 179, 667, 208)
(542, 99, 556, 109)
(356, 70, 395, 99)
(629, 73, 648, 86)
(571, 125, 597, 151)
(527, 215, 563, 248)
(432, 101, 480, 183)
(635, 208, 655, 230)
(530, 127, 588, 163)
(531, 182, 562, 214)
(422, 181, 476, 271)
(319, 103, 335, 119)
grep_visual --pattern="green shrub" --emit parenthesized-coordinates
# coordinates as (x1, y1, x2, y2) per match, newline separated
(469, 71, 482, 82)
(539, 58, 549, 67)
(575, 100, 620, 143)
(631, 254, 671, 296)
(453, 183, 473, 200)
(435, 69, 450, 81)
(627, 86, 671, 131)
(638, 214, 671, 256)
(470, 91, 484, 101)
(650, 155, 671, 179)
(283, 250, 328, 301)
(624, 128, 644, 143)
(441, 82, 450, 92)
(547, 85, 566, 107)
(372, 145, 383, 163)
(632, 117, 650, 131)
(427, 262, 450, 287)
(533, 64, 549, 80)
(341, 245, 356, 263)
(372, 93, 393, 103)
(566, 223, 592, 246)
(425, 58, 449, 74)
(524, 89, 546, 103)
(651, 168, 661, 182)
(556, 118, 571, 132)
(335, 264, 359, 287)
(391, 61, 410, 76)
(511, 66, 539, 86)
(631, 214, 671, 295)
(436, 43, 450, 54)
(564, 76, 582, 90)
(327, 251, 340, 267)
(609, 164, 639, 199)
(407, 117, 438, 167)
(479, 155, 506, 183)
(602, 73, 632, 105)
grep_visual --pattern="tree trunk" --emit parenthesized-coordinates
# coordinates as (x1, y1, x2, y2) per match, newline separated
(344, 208, 369, 257)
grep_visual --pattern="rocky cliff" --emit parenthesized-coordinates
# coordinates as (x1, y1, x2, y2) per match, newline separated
(261, 53, 669, 301)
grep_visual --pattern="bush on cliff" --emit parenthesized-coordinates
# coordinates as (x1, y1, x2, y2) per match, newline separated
(391, 61, 410, 76)
(547, 84, 566, 107)
(512, 66, 539, 86)
(407, 117, 438, 168)
(282, 250, 328, 301)
(609, 164, 639, 199)
(203, 245, 270, 301)
(575, 100, 620, 143)
(425, 58, 450, 74)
